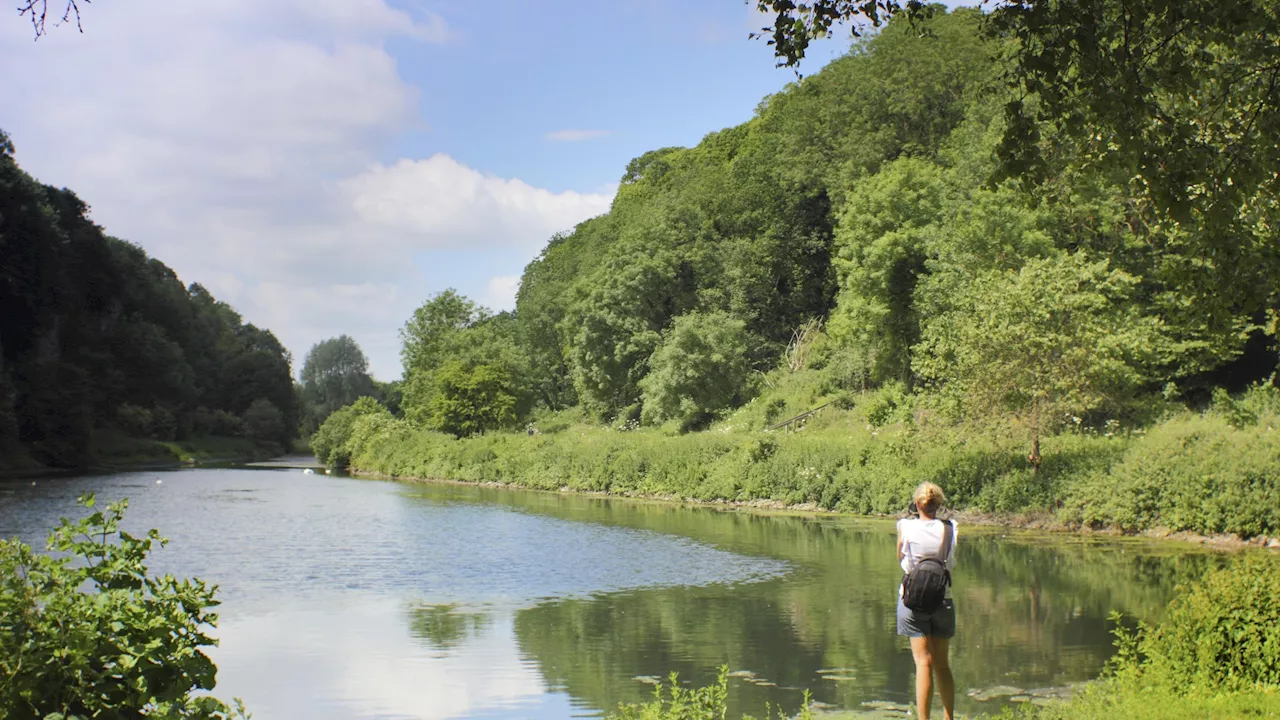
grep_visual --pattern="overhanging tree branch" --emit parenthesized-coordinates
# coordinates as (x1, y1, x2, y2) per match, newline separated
(17, 0, 87, 39)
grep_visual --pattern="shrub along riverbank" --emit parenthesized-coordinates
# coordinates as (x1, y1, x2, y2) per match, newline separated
(314, 381, 1280, 543)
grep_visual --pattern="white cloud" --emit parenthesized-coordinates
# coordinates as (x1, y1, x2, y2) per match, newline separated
(343, 155, 614, 251)
(0, 0, 609, 381)
(484, 276, 522, 312)
(543, 129, 613, 142)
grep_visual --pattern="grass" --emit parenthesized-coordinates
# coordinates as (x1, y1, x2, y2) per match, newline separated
(333, 401, 1279, 539)
(311, 367, 1280, 539)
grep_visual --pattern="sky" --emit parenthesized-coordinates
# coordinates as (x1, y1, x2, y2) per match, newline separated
(0, 0, 962, 381)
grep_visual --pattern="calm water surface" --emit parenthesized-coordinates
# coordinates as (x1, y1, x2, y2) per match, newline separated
(0, 467, 1216, 719)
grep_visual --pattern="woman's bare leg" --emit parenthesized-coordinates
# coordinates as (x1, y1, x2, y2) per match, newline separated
(927, 636, 954, 720)
(910, 636, 933, 719)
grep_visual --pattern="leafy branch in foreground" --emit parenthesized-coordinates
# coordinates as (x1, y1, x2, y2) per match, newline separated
(0, 493, 249, 719)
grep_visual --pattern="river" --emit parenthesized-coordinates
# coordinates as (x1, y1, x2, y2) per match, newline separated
(0, 466, 1217, 719)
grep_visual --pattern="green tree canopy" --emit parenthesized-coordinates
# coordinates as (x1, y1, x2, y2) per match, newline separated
(0, 135, 299, 468)
(428, 362, 518, 438)
(242, 398, 286, 445)
(915, 252, 1167, 467)
(639, 311, 755, 431)
(310, 396, 390, 467)
(400, 289, 490, 377)
(753, 0, 1280, 321)
(300, 334, 376, 432)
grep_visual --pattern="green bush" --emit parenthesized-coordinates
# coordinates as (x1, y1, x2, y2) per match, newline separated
(148, 406, 177, 441)
(429, 362, 517, 437)
(639, 311, 755, 432)
(116, 403, 154, 437)
(864, 381, 911, 427)
(1064, 411, 1280, 538)
(211, 409, 245, 438)
(242, 398, 285, 444)
(311, 397, 389, 467)
(0, 494, 247, 719)
(1119, 555, 1280, 691)
(1011, 557, 1280, 720)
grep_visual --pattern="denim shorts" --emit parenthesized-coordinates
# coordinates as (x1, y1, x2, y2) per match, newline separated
(896, 598, 956, 638)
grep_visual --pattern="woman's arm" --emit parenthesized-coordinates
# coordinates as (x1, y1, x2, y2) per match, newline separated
(896, 523, 904, 561)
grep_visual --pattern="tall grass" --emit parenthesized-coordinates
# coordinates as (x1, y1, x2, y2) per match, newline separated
(325, 380, 1280, 539)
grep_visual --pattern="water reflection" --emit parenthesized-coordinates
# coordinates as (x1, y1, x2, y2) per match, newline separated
(408, 603, 493, 653)
(212, 598, 560, 720)
(0, 470, 1221, 720)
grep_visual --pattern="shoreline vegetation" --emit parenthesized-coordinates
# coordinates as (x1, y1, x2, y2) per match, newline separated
(319, 376, 1280, 550)
(353, 469, 1280, 553)
(0, 432, 285, 479)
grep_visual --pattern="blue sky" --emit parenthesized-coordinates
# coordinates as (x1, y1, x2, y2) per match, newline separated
(1, 0, 964, 380)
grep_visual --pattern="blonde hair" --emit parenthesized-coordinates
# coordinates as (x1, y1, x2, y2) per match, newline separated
(913, 482, 946, 515)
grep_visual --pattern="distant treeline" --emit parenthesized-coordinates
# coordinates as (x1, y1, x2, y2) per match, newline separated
(0, 130, 297, 469)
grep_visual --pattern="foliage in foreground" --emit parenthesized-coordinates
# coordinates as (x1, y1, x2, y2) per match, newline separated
(0, 495, 247, 720)
(1112, 555, 1280, 691)
(607, 666, 812, 720)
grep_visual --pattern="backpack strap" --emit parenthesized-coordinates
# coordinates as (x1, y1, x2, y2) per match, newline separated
(936, 520, 953, 564)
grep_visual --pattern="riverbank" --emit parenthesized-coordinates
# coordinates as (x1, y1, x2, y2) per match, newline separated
(325, 387, 1280, 548)
(354, 469, 1280, 553)
(0, 430, 285, 479)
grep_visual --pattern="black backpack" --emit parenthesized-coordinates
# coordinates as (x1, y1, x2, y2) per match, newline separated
(901, 520, 953, 613)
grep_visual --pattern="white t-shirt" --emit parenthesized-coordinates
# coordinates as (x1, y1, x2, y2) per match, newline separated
(896, 517, 957, 598)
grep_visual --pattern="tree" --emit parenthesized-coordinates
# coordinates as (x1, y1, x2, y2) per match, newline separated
(915, 252, 1166, 469)
(565, 251, 675, 421)
(638, 311, 755, 431)
(0, 494, 248, 718)
(428, 362, 517, 438)
(400, 289, 489, 377)
(242, 398, 286, 445)
(310, 396, 389, 467)
(396, 293, 529, 429)
(299, 335, 375, 432)
(829, 158, 948, 385)
(752, 1, 1280, 316)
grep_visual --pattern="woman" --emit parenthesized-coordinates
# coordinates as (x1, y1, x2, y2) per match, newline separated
(896, 481, 956, 720)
